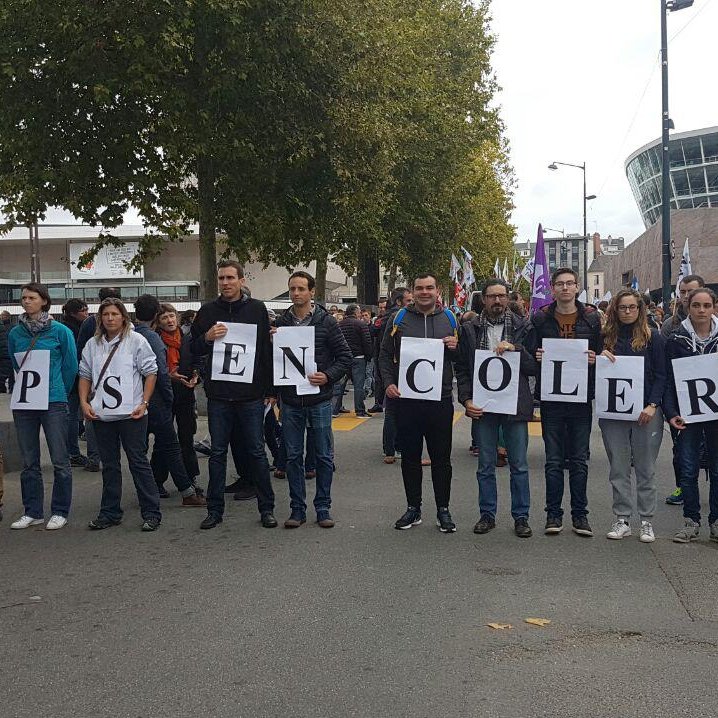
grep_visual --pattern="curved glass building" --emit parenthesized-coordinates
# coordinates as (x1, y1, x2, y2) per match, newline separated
(625, 126, 718, 228)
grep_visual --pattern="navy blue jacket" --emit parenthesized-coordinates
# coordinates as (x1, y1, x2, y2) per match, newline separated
(133, 323, 174, 409)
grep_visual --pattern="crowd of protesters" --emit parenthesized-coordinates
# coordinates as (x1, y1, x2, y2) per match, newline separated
(1, 262, 716, 546)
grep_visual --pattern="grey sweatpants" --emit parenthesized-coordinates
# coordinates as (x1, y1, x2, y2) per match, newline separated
(598, 409, 664, 520)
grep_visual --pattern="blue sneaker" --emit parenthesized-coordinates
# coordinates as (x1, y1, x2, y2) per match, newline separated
(395, 506, 421, 530)
(665, 488, 683, 505)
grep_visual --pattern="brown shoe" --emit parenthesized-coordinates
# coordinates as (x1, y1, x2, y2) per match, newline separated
(496, 448, 508, 468)
(421, 458, 431, 467)
(182, 493, 207, 507)
(305, 470, 316, 479)
(273, 469, 286, 479)
(383, 456, 396, 464)
(317, 512, 335, 528)
(284, 513, 306, 529)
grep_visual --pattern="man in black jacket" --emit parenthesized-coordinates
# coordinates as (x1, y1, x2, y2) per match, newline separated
(333, 304, 373, 417)
(190, 260, 278, 530)
(526, 267, 602, 537)
(456, 280, 538, 538)
(274, 271, 351, 528)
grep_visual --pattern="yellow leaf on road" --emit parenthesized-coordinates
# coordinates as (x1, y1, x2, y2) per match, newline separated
(524, 618, 551, 627)
(486, 623, 513, 630)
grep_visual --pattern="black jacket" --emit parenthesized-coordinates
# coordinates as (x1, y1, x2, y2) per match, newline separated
(525, 300, 603, 404)
(455, 313, 538, 422)
(273, 304, 352, 407)
(378, 305, 459, 400)
(663, 322, 718, 420)
(190, 294, 273, 402)
(0, 323, 12, 390)
(133, 324, 175, 410)
(339, 316, 373, 358)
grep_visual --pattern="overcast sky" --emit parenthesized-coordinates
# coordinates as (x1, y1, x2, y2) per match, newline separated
(490, 0, 718, 246)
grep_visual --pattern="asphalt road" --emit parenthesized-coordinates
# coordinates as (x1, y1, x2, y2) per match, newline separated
(2, 403, 718, 717)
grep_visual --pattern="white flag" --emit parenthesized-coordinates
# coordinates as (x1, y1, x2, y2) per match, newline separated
(501, 258, 508, 282)
(449, 254, 461, 282)
(676, 239, 692, 290)
(520, 258, 535, 283)
(601, 290, 612, 302)
(493, 258, 501, 278)
(577, 289, 587, 303)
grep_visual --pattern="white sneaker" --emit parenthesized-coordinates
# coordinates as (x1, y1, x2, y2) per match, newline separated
(45, 515, 68, 531)
(606, 519, 632, 539)
(639, 521, 655, 543)
(10, 515, 44, 530)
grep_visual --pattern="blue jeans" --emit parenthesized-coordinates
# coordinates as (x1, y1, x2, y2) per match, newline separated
(476, 416, 530, 519)
(13, 402, 72, 518)
(333, 357, 367, 414)
(207, 399, 275, 517)
(85, 417, 101, 466)
(676, 421, 718, 525)
(93, 416, 161, 522)
(541, 406, 592, 519)
(66, 389, 82, 459)
(281, 401, 334, 515)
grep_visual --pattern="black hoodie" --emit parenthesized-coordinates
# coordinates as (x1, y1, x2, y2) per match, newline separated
(190, 294, 273, 402)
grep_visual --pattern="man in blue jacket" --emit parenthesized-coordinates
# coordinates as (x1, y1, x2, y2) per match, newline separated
(274, 271, 351, 528)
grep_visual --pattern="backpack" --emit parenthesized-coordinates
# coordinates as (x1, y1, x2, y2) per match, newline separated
(390, 307, 458, 338)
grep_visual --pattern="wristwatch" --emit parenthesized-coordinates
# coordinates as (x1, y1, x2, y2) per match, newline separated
(649, 402, 658, 408)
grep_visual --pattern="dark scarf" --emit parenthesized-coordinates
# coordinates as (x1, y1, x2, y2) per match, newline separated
(475, 309, 520, 351)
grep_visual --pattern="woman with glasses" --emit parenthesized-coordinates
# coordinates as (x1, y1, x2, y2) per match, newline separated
(599, 289, 665, 542)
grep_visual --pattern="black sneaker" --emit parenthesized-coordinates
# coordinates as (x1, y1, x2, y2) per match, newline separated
(355, 411, 371, 418)
(395, 506, 422, 530)
(572, 516, 593, 537)
(69, 454, 87, 467)
(84, 462, 101, 473)
(88, 516, 121, 530)
(157, 484, 170, 499)
(514, 517, 532, 538)
(200, 514, 222, 530)
(194, 442, 211, 457)
(368, 405, 384, 413)
(233, 488, 258, 501)
(473, 514, 496, 534)
(225, 479, 242, 493)
(261, 512, 278, 528)
(544, 516, 563, 534)
(436, 507, 456, 533)
(141, 517, 161, 532)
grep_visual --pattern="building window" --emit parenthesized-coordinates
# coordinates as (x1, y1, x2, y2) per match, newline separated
(594, 274, 599, 285)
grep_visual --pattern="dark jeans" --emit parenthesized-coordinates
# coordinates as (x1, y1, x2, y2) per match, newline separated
(373, 358, 385, 404)
(85, 417, 101, 466)
(397, 397, 454, 509)
(207, 399, 275, 517)
(333, 357, 367, 414)
(66, 389, 82, 459)
(93, 416, 161, 522)
(13, 402, 72, 518)
(151, 398, 199, 485)
(148, 404, 193, 493)
(282, 401, 334, 514)
(541, 405, 592, 519)
(382, 397, 400, 456)
(264, 409, 282, 467)
(676, 422, 718, 525)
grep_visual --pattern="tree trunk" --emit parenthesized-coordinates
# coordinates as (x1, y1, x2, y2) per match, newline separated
(356, 243, 379, 306)
(197, 156, 217, 301)
(315, 255, 328, 303)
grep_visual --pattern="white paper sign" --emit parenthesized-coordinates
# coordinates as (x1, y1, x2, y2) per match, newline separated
(472, 349, 520, 415)
(211, 323, 257, 384)
(540, 338, 589, 403)
(11, 350, 50, 410)
(296, 361, 320, 396)
(91, 354, 135, 418)
(595, 355, 644, 421)
(273, 326, 317, 387)
(673, 354, 718, 424)
(398, 337, 445, 401)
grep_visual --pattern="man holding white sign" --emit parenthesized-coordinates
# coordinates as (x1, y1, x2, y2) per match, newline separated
(526, 267, 602, 537)
(664, 287, 718, 543)
(456, 279, 538, 538)
(379, 273, 460, 533)
(597, 290, 665, 543)
(273, 271, 351, 529)
(190, 260, 277, 530)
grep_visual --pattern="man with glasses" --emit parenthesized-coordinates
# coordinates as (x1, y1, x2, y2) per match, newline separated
(456, 279, 538, 538)
(526, 267, 602, 537)
(661, 274, 705, 505)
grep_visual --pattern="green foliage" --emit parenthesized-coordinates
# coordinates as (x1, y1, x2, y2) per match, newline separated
(0, 0, 514, 286)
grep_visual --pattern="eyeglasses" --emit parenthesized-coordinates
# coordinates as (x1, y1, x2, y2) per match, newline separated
(617, 305, 638, 313)
(553, 281, 576, 288)
(485, 294, 508, 300)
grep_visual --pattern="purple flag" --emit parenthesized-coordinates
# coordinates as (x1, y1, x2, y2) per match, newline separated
(529, 224, 552, 315)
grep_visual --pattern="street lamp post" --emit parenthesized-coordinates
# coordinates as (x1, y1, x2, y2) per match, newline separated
(661, 0, 694, 309)
(548, 161, 596, 293)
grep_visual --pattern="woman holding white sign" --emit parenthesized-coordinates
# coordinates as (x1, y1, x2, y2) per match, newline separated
(664, 287, 718, 543)
(78, 299, 162, 532)
(8, 283, 78, 530)
(598, 290, 665, 543)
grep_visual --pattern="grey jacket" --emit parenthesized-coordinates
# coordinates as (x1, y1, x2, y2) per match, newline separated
(378, 305, 458, 400)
